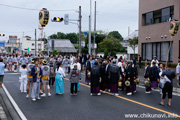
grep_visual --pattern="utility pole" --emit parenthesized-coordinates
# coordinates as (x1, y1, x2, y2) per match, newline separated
(128, 27, 130, 36)
(79, 6, 82, 55)
(89, 0, 92, 55)
(89, 15, 91, 55)
(93, 1, 96, 55)
(35, 29, 37, 56)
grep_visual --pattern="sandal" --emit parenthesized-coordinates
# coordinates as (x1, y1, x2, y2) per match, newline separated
(159, 103, 164, 106)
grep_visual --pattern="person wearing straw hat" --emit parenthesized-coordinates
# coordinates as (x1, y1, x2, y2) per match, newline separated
(41, 59, 51, 97)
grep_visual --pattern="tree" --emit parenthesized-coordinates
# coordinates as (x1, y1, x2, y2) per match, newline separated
(66, 33, 78, 44)
(108, 31, 123, 41)
(128, 37, 138, 55)
(98, 38, 122, 56)
(57, 32, 66, 39)
(49, 34, 58, 39)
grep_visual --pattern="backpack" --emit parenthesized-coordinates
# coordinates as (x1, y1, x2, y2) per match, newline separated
(72, 69, 78, 77)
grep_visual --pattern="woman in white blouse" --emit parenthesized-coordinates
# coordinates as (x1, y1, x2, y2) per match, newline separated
(55, 62, 66, 94)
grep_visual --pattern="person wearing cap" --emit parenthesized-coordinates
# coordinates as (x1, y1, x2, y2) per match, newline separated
(26, 59, 35, 98)
(109, 60, 120, 96)
(41, 59, 51, 97)
(90, 61, 101, 96)
(31, 58, 42, 102)
(151, 56, 159, 67)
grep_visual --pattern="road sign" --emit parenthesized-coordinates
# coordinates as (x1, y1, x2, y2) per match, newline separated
(0, 42, 5, 47)
(64, 14, 69, 25)
(84, 32, 87, 38)
(28, 48, 29, 53)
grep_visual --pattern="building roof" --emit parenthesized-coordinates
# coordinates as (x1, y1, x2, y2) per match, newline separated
(50, 39, 77, 53)
(124, 30, 138, 41)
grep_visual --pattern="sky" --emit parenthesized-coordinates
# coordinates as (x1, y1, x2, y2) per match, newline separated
(0, 0, 139, 41)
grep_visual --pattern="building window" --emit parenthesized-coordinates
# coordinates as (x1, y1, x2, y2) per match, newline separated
(142, 6, 174, 26)
(24, 49, 28, 50)
(145, 12, 153, 25)
(142, 42, 173, 62)
(31, 49, 35, 50)
(32, 43, 34, 46)
(161, 7, 170, 22)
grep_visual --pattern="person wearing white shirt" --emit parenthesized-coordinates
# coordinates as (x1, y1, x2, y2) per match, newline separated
(151, 56, 159, 67)
(55, 62, 66, 94)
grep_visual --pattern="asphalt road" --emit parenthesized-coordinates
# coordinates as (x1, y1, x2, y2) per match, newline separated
(3, 72, 180, 120)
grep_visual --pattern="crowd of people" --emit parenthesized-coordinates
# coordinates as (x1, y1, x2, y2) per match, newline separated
(0, 53, 178, 106)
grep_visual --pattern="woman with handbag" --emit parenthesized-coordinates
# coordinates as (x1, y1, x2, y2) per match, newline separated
(160, 63, 176, 106)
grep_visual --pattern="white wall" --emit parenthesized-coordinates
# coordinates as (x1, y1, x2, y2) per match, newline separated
(20, 37, 44, 54)
(97, 52, 128, 59)
(127, 46, 138, 54)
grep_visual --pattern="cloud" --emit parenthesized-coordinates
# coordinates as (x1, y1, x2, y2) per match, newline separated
(0, 0, 138, 41)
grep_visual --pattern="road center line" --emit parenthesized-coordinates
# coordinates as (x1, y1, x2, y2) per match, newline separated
(64, 78, 180, 118)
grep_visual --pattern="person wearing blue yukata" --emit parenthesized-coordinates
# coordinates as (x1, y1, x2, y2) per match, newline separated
(55, 62, 66, 95)
(31, 58, 42, 102)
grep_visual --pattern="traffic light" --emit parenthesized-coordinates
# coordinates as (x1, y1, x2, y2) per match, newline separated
(169, 21, 180, 36)
(0, 34, 5, 36)
(39, 8, 49, 27)
(52, 17, 64, 22)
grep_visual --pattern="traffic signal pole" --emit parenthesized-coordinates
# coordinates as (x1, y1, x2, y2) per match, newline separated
(79, 6, 82, 54)
(93, 1, 96, 55)
(35, 29, 37, 56)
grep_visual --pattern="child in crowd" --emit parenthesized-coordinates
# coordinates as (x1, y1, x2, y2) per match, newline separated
(69, 65, 81, 95)
(20, 65, 27, 93)
(41, 59, 51, 97)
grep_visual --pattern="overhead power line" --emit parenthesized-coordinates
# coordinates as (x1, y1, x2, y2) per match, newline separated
(0, 3, 76, 11)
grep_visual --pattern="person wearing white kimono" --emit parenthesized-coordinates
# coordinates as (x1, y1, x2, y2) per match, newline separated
(20, 65, 28, 93)
(176, 61, 180, 87)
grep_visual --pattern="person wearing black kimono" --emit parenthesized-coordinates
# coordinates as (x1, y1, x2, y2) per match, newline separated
(90, 62, 101, 96)
(132, 63, 138, 93)
(151, 62, 158, 89)
(125, 61, 134, 96)
(105, 60, 111, 91)
(119, 64, 126, 91)
(144, 62, 152, 93)
(109, 60, 120, 95)
(85, 57, 95, 85)
(99, 61, 106, 93)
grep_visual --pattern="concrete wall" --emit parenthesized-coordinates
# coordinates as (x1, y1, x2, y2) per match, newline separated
(139, 0, 180, 63)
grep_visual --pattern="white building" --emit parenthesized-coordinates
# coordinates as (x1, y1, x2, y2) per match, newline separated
(122, 30, 139, 59)
(20, 37, 44, 54)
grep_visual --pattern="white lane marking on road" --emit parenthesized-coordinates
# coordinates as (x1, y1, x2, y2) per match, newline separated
(137, 85, 180, 97)
(2, 84, 27, 120)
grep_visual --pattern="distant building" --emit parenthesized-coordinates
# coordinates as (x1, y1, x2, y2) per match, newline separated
(122, 30, 138, 59)
(139, 0, 179, 63)
(20, 37, 44, 54)
(48, 39, 77, 53)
